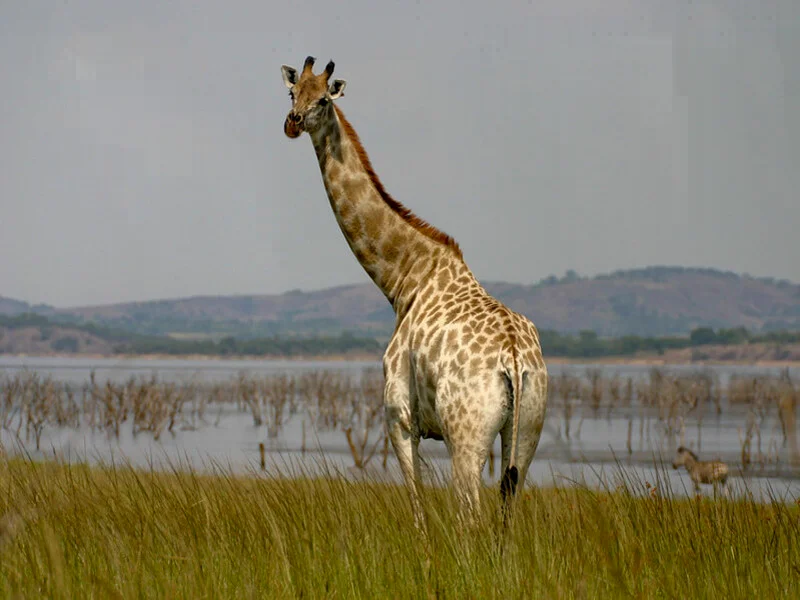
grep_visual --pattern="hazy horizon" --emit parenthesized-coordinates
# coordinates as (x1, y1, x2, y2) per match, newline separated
(2, 1, 799, 307)
(1, 264, 796, 310)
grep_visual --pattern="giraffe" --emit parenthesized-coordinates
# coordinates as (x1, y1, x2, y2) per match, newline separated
(281, 56, 548, 526)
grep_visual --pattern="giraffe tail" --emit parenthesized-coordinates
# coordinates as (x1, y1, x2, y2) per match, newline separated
(500, 347, 525, 504)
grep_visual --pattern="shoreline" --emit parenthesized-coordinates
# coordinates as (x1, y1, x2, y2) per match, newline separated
(2, 351, 798, 368)
(544, 356, 800, 368)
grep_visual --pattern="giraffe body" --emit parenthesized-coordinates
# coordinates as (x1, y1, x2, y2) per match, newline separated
(385, 261, 548, 516)
(281, 57, 548, 524)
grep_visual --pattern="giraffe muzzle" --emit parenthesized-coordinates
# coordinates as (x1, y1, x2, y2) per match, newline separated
(284, 113, 304, 138)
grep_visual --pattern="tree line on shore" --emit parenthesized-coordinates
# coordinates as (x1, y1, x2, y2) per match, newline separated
(1, 313, 798, 358)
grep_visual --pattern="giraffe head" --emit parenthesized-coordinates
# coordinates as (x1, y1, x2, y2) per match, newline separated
(281, 56, 346, 139)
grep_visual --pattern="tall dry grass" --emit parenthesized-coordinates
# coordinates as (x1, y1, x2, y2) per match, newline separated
(0, 455, 797, 598)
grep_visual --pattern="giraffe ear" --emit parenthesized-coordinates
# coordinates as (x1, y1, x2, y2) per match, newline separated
(328, 79, 346, 99)
(281, 65, 298, 89)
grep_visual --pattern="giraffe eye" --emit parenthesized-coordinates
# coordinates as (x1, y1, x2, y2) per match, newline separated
(288, 91, 295, 101)
(318, 97, 329, 106)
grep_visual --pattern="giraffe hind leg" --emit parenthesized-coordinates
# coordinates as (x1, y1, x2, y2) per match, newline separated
(450, 447, 485, 528)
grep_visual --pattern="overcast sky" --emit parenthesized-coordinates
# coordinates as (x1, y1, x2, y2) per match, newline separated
(1, 1, 798, 307)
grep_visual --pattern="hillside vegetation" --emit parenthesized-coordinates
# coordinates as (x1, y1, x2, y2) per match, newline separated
(2, 267, 794, 339)
(1, 267, 798, 359)
(1, 312, 799, 361)
(0, 314, 381, 358)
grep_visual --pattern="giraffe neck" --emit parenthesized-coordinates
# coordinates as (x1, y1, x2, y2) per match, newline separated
(309, 105, 464, 319)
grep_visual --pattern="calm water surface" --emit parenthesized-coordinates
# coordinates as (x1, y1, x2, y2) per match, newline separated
(2, 356, 798, 500)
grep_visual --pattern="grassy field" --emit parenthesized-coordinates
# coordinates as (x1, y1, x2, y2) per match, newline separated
(0, 456, 798, 599)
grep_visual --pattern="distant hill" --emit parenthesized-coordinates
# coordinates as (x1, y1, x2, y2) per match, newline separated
(495, 267, 799, 336)
(0, 323, 115, 355)
(0, 296, 56, 317)
(3, 267, 799, 338)
(59, 285, 397, 339)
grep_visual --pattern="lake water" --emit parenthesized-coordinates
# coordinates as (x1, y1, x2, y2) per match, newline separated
(2, 356, 799, 501)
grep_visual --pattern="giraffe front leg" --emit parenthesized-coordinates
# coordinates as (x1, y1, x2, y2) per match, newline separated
(384, 380, 426, 534)
(388, 416, 425, 531)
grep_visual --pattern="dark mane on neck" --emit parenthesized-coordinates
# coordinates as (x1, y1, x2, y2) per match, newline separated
(678, 446, 698, 461)
(334, 105, 462, 259)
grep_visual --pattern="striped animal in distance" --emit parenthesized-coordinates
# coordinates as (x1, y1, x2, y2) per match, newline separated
(672, 446, 729, 494)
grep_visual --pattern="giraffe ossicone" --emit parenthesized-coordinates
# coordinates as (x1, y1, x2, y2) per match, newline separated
(281, 56, 548, 527)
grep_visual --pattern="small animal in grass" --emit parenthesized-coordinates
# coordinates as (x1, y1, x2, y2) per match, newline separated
(672, 446, 729, 494)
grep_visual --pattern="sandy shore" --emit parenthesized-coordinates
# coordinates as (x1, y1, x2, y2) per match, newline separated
(543, 356, 800, 368)
(1, 351, 382, 363)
